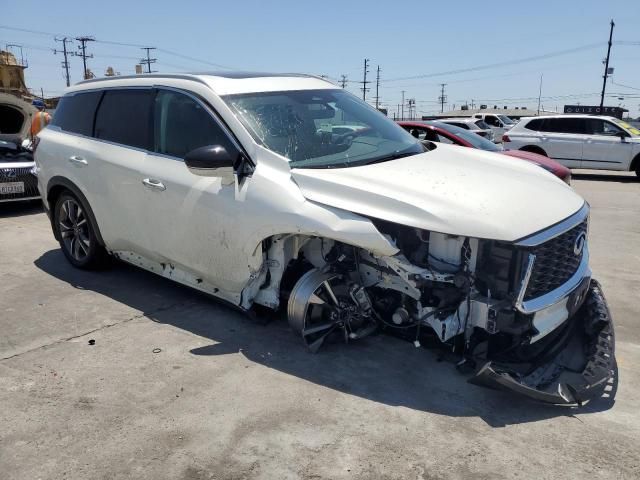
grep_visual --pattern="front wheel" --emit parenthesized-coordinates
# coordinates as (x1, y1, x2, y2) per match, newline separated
(54, 193, 108, 269)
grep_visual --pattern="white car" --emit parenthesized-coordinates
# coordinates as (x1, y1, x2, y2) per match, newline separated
(35, 72, 614, 404)
(503, 114, 640, 176)
(437, 118, 495, 142)
(472, 113, 516, 143)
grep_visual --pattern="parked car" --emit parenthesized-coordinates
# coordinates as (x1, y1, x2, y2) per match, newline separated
(503, 114, 640, 176)
(399, 121, 571, 183)
(0, 140, 38, 203)
(472, 112, 516, 142)
(0, 94, 39, 203)
(437, 118, 495, 142)
(36, 73, 614, 404)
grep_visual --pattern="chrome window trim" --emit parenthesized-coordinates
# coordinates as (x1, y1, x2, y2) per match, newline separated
(515, 245, 591, 314)
(50, 86, 253, 167)
(515, 203, 589, 247)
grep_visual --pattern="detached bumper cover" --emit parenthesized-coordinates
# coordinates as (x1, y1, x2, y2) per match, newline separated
(470, 279, 615, 405)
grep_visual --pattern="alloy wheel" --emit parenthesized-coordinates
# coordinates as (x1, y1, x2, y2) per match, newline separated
(58, 198, 91, 262)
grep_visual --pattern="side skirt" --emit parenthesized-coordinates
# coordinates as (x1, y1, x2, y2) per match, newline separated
(111, 250, 242, 307)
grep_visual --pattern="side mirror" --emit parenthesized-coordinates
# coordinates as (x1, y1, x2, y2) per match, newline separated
(616, 131, 629, 140)
(184, 145, 237, 178)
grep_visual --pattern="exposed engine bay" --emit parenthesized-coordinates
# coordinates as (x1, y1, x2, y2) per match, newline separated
(247, 218, 615, 405)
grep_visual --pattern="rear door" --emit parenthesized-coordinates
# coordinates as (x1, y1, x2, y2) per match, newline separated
(89, 88, 154, 253)
(538, 118, 584, 168)
(41, 91, 103, 208)
(582, 118, 634, 170)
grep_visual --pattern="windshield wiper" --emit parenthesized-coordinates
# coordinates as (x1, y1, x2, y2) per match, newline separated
(363, 150, 420, 165)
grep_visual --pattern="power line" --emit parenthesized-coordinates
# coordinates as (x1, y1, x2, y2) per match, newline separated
(385, 42, 603, 82)
(53, 36, 73, 87)
(140, 46, 157, 74)
(360, 58, 370, 101)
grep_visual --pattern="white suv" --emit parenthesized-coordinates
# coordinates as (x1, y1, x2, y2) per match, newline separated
(35, 73, 614, 404)
(503, 114, 640, 176)
(472, 113, 517, 143)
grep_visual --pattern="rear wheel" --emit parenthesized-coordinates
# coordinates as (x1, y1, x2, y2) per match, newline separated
(54, 192, 108, 269)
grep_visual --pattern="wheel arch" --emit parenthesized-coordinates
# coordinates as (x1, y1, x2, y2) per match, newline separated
(46, 176, 106, 246)
(630, 152, 640, 173)
(519, 145, 548, 157)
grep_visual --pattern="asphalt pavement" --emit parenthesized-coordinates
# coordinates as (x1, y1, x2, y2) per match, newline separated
(1, 170, 639, 480)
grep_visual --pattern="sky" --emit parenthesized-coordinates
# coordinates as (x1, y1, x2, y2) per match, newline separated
(3, 0, 640, 116)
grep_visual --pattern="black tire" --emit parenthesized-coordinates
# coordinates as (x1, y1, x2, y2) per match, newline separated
(53, 192, 109, 269)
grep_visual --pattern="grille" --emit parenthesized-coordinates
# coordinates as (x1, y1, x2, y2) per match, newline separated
(523, 218, 588, 300)
(0, 166, 39, 201)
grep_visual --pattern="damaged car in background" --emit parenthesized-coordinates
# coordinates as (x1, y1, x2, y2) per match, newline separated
(36, 73, 615, 405)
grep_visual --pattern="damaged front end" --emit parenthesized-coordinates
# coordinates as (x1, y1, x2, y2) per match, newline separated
(252, 202, 614, 405)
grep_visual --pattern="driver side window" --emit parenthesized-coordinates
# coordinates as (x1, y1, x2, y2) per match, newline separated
(589, 119, 623, 136)
(153, 90, 234, 159)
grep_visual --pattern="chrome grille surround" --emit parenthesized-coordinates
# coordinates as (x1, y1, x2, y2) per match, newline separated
(515, 203, 591, 314)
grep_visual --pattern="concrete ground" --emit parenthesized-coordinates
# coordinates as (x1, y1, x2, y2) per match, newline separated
(1, 170, 639, 480)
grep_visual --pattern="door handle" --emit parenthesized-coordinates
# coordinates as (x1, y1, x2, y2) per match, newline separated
(142, 178, 166, 191)
(68, 155, 88, 166)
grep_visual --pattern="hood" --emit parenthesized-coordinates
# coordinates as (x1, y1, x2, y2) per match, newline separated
(0, 93, 36, 143)
(291, 144, 584, 242)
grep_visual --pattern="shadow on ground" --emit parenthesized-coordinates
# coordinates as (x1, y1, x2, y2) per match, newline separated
(572, 172, 638, 183)
(35, 248, 617, 427)
(0, 200, 44, 218)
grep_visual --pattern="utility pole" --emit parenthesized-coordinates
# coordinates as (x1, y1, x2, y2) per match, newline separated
(140, 47, 157, 74)
(360, 58, 370, 101)
(439, 83, 447, 113)
(54, 37, 73, 87)
(401, 90, 405, 119)
(74, 36, 95, 80)
(599, 19, 615, 110)
(537, 74, 543, 115)
(340, 74, 347, 88)
(374, 65, 381, 110)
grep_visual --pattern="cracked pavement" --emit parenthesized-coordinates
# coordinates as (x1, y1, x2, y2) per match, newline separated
(1, 171, 640, 479)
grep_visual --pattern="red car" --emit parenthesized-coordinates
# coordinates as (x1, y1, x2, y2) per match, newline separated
(398, 121, 571, 184)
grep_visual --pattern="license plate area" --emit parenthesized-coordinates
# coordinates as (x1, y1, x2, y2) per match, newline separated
(0, 182, 25, 195)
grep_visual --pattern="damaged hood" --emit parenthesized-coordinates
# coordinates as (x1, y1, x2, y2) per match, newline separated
(291, 143, 584, 242)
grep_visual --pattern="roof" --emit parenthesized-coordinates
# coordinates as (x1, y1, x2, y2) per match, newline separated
(72, 71, 336, 96)
(433, 108, 557, 118)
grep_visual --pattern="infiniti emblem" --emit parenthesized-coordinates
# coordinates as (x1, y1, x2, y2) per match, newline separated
(1, 168, 16, 179)
(574, 231, 587, 256)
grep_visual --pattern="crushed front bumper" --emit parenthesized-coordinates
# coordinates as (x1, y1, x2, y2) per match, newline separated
(470, 279, 615, 405)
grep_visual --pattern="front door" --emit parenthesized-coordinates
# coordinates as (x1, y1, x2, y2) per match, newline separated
(581, 118, 634, 170)
(138, 88, 254, 298)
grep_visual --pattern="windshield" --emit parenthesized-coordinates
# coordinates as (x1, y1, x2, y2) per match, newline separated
(611, 118, 640, 136)
(223, 89, 423, 168)
(498, 115, 515, 125)
(431, 121, 503, 152)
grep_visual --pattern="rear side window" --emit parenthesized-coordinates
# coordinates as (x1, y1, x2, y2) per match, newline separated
(94, 89, 152, 149)
(50, 91, 102, 136)
(550, 118, 588, 134)
(524, 118, 545, 131)
(153, 89, 235, 158)
(475, 120, 490, 129)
